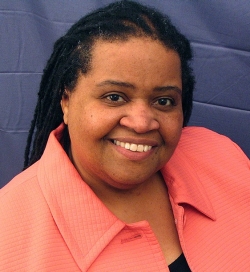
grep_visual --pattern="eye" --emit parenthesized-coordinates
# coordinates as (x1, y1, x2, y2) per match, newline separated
(107, 94, 125, 102)
(153, 97, 175, 107)
(158, 98, 172, 106)
(102, 93, 127, 105)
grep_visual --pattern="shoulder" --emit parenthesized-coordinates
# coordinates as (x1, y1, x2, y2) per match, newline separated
(172, 126, 250, 196)
(0, 161, 66, 270)
(179, 126, 249, 165)
(173, 127, 250, 201)
(0, 160, 52, 239)
(0, 162, 45, 221)
(0, 162, 39, 199)
(181, 126, 237, 148)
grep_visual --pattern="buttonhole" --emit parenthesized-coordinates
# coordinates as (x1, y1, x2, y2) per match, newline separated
(121, 233, 142, 244)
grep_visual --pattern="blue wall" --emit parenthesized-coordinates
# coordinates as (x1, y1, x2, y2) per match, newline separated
(1, 0, 249, 187)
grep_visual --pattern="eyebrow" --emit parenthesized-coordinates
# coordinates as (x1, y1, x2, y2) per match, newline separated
(154, 86, 182, 94)
(96, 80, 182, 94)
(96, 80, 135, 89)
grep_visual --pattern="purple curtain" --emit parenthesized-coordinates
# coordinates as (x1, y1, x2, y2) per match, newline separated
(1, 0, 249, 187)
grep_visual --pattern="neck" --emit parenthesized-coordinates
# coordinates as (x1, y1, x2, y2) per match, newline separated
(91, 171, 168, 223)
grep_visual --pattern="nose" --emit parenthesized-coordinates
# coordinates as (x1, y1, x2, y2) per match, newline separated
(119, 102, 160, 133)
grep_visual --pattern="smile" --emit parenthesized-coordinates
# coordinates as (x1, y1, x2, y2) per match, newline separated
(113, 140, 152, 152)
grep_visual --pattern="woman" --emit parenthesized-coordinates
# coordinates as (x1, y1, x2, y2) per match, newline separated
(1, 1, 249, 271)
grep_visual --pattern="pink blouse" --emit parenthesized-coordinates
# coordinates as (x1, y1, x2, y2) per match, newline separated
(0, 124, 249, 271)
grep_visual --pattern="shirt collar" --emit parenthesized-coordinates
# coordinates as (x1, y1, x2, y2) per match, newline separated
(37, 124, 125, 271)
(161, 141, 216, 221)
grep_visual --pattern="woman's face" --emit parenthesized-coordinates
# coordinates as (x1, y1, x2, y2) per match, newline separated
(61, 37, 183, 190)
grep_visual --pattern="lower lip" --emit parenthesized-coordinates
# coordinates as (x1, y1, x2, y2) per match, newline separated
(112, 143, 155, 161)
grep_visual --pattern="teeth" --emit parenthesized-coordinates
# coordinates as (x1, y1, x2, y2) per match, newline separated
(137, 144, 144, 152)
(128, 143, 135, 151)
(125, 143, 130, 150)
(113, 140, 152, 152)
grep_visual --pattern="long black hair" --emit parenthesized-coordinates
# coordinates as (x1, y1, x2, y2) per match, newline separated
(24, 0, 195, 169)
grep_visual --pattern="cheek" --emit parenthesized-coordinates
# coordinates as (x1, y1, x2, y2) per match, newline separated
(160, 114, 183, 143)
(69, 106, 121, 142)
(87, 106, 122, 129)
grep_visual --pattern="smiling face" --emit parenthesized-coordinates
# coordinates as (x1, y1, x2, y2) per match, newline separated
(61, 37, 183, 191)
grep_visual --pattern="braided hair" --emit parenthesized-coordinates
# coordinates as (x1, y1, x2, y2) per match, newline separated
(24, 0, 195, 169)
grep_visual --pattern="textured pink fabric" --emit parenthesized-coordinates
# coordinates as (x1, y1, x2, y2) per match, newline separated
(0, 124, 249, 271)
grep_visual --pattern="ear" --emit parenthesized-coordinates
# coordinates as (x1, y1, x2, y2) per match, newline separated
(61, 90, 70, 125)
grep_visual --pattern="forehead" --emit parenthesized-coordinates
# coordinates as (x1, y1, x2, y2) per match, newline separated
(88, 37, 181, 78)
